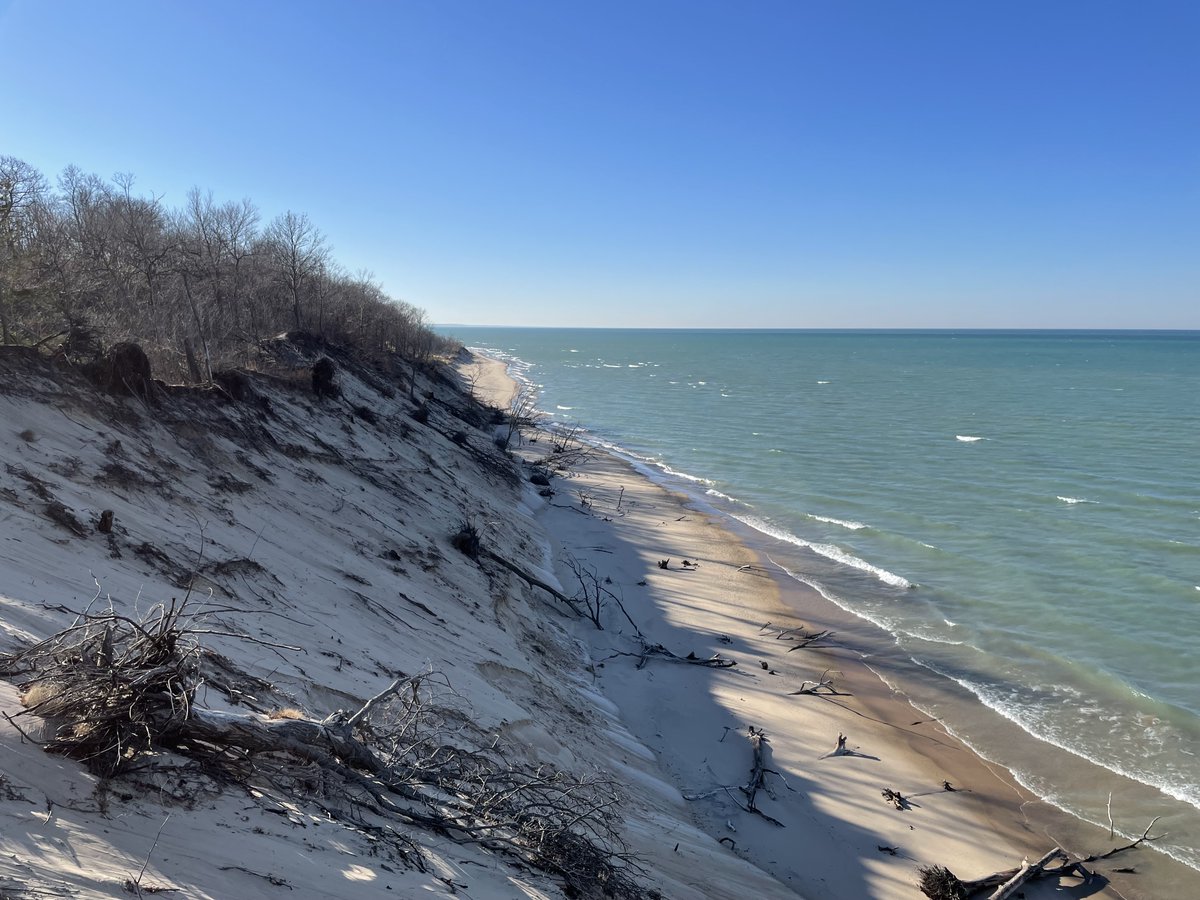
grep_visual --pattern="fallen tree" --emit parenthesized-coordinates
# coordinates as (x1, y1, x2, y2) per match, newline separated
(917, 817, 1166, 899)
(739, 727, 785, 827)
(0, 598, 647, 900)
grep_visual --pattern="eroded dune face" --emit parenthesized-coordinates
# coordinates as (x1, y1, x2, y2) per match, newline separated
(0, 344, 793, 900)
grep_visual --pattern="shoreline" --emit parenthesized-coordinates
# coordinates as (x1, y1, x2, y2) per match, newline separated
(464, 348, 1189, 899)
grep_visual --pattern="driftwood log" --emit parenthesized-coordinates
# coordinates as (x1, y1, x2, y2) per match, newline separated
(918, 817, 1166, 899)
(632, 639, 736, 671)
(739, 726, 784, 827)
(758, 622, 834, 651)
(789, 669, 849, 697)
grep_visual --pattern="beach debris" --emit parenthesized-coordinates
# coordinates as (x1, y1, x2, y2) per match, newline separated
(44, 500, 88, 536)
(717, 634, 731, 644)
(657, 558, 670, 569)
(784, 629, 834, 651)
(820, 733, 880, 761)
(564, 553, 640, 632)
(461, 542, 580, 614)
(1, 602, 646, 899)
(601, 636, 736, 670)
(877, 845, 900, 856)
(739, 726, 786, 827)
(719, 725, 732, 742)
(97, 509, 115, 533)
(788, 669, 850, 697)
(918, 818, 1166, 900)
(681, 559, 698, 568)
(635, 639, 735, 670)
(881, 788, 911, 810)
(529, 471, 551, 486)
(760, 661, 769, 670)
(759, 621, 835, 651)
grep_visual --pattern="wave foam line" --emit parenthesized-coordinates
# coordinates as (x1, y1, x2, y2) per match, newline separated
(769, 559, 899, 633)
(898, 694, 1200, 874)
(806, 513, 868, 531)
(914, 658, 1200, 813)
(737, 514, 912, 589)
(956, 435, 984, 442)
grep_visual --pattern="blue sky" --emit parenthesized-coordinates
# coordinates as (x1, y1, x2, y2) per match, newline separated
(2, 0, 1196, 328)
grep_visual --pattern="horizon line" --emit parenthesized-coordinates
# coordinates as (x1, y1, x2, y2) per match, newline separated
(436, 324, 1199, 333)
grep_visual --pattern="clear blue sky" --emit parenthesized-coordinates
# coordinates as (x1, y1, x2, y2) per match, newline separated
(2, 0, 1196, 328)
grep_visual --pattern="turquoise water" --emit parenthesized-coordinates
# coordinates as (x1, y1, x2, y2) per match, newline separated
(446, 327, 1200, 872)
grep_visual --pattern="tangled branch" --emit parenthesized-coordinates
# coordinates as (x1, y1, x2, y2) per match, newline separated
(0, 601, 647, 899)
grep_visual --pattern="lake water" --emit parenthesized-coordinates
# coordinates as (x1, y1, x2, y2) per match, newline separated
(444, 327, 1200, 876)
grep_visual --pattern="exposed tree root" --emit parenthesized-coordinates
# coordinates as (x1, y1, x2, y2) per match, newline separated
(917, 817, 1167, 899)
(0, 601, 648, 900)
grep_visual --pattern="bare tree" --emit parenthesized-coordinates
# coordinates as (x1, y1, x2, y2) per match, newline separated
(264, 210, 328, 331)
(0, 156, 459, 377)
(0, 155, 49, 343)
(501, 383, 543, 449)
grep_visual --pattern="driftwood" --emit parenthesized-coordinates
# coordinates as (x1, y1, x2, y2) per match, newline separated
(987, 848, 1065, 900)
(881, 788, 911, 811)
(758, 622, 834, 651)
(739, 727, 785, 827)
(819, 733, 879, 761)
(632, 639, 736, 671)
(918, 817, 1166, 900)
(789, 669, 850, 697)
(479, 548, 577, 609)
(0, 601, 646, 900)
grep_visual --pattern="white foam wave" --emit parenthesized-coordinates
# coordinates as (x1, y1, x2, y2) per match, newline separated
(902, 695, 1200, 873)
(770, 559, 897, 631)
(737, 515, 912, 588)
(601, 363, 621, 368)
(807, 514, 867, 531)
(555, 405, 573, 410)
(916, 659, 1200, 812)
(817, 380, 830, 384)
(705, 488, 743, 504)
(1056, 496, 1098, 505)
(955, 435, 984, 442)
(900, 628, 967, 646)
(660, 465, 716, 487)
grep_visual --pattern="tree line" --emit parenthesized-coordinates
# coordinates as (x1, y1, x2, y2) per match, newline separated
(0, 155, 457, 380)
